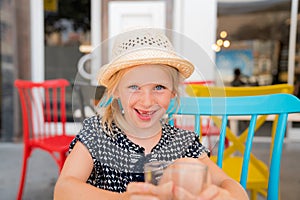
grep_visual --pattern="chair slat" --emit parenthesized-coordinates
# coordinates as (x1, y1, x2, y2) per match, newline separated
(194, 115, 201, 135)
(60, 85, 67, 133)
(268, 113, 288, 200)
(217, 115, 228, 167)
(240, 114, 257, 188)
(53, 87, 58, 123)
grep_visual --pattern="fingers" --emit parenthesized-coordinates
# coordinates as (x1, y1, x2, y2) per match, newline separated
(127, 183, 160, 200)
(129, 195, 159, 200)
(199, 185, 219, 199)
(206, 169, 212, 185)
(127, 182, 174, 200)
(173, 186, 197, 200)
(199, 184, 234, 200)
(127, 182, 159, 195)
(159, 181, 173, 200)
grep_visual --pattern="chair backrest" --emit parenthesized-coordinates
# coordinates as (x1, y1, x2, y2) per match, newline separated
(14, 79, 70, 142)
(185, 83, 294, 158)
(167, 93, 300, 200)
(185, 83, 294, 97)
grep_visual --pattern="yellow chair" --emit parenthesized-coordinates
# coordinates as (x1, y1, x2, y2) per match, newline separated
(185, 83, 294, 97)
(185, 84, 294, 200)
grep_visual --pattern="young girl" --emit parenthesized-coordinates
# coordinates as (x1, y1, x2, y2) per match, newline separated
(54, 28, 248, 200)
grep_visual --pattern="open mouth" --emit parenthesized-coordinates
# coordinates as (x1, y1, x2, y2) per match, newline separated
(135, 109, 156, 120)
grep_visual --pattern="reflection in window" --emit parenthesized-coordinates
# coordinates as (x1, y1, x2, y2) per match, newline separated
(216, 0, 292, 86)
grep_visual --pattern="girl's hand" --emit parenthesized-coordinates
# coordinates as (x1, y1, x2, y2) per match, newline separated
(197, 184, 236, 200)
(171, 171, 236, 200)
(126, 181, 173, 200)
(172, 184, 236, 200)
(172, 186, 196, 200)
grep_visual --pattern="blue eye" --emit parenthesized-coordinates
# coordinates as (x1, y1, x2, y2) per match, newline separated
(128, 85, 139, 90)
(155, 85, 166, 90)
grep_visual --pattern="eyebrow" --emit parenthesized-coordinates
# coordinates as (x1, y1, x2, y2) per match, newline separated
(126, 80, 172, 85)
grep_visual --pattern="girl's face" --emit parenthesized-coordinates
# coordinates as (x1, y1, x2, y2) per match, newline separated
(115, 64, 175, 130)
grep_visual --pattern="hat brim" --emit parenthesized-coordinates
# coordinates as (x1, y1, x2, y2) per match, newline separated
(98, 49, 194, 87)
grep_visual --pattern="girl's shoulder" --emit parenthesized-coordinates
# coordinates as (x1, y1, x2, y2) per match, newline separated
(80, 115, 122, 140)
(160, 123, 210, 158)
(78, 115, 109, 140)
(82, 115, 102, 128)
(163, 123, 198, 138)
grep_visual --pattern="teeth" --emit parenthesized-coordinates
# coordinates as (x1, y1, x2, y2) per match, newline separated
(139, 110, 154, 115)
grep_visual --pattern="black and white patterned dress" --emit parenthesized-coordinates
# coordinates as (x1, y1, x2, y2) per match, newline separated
(70, 115, 209, 193)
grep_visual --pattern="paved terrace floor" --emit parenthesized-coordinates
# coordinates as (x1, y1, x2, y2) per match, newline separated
(1, 141, 300, 200)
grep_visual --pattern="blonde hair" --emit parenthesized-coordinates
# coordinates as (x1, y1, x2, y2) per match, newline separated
(99, 65, 183, 134)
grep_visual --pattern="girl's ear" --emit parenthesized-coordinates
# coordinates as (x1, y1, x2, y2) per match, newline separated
(171, 91, 176, 98)
(113, 88, 119, 98)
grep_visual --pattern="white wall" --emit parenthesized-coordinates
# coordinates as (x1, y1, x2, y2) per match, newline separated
(30, 0, 44, 82)
(174, 0, 217, 82)
(89, 0, 218, 83)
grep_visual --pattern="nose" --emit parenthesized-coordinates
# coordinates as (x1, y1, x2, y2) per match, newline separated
(139, 90, 155, 107)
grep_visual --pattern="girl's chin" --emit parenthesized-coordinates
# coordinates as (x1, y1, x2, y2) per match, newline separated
(127, 118, 161, 130)
(132, 122, 158, 130)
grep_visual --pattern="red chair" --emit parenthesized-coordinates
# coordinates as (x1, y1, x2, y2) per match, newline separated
(14, 79, 74, 200)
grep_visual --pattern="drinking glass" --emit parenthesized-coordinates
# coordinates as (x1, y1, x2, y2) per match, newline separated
(161, 161, 208, 197)
(144, 160, 208, 199)
(144, 161, 171, 185)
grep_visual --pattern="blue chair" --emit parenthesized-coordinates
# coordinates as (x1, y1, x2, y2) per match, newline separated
(167, 93, 300, 200)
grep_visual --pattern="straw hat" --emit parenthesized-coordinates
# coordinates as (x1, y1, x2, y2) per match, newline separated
(97, 28, 194, 87)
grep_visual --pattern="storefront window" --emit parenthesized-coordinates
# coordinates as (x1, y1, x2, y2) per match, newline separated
(216, 0, 293, 87)
(216, 0, 300, 136)
(0, 0, 16, 141)
(44, 0, 91, 121)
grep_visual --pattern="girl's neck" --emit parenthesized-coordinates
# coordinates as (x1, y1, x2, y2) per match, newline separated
(126, 129, 162, 154)
(123, 121, 162, 140)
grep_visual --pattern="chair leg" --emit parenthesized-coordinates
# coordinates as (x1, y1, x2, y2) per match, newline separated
(250, 190, 258, 200)
(58, 152, 67, 172)
(17, 148, 30, 200)
(257, 188, 267, 197)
